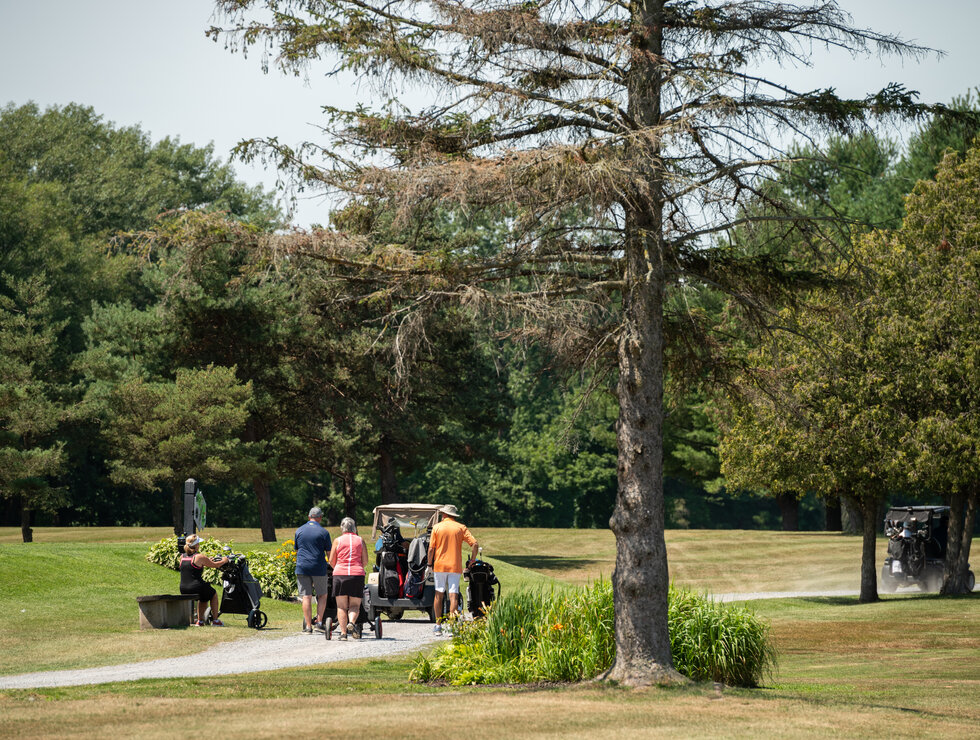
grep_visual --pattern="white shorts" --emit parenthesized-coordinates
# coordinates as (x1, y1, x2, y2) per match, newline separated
(433, 571, 461, 594)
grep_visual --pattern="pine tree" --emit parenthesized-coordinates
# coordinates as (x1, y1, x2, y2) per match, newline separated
(210, 0, 946, 684)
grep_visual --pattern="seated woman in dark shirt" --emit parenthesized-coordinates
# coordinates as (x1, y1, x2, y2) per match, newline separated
(179, 534, 229, 626)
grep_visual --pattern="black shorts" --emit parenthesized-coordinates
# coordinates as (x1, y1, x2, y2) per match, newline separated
(181, 583, 216, 602)
(332, 574, 365, 598)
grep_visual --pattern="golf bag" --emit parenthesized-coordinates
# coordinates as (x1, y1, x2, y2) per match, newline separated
(465, 560, 500, 618)
(378, 520, 406, 598)
(218, 554, 267, 628)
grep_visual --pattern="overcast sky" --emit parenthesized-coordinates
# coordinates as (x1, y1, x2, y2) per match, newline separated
(2, 0, 978, 228)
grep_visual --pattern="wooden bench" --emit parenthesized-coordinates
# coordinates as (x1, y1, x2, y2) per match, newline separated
(136, 594, 199, 629)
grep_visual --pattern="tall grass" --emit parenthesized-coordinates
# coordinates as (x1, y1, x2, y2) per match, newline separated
(411, 582, 775, 687)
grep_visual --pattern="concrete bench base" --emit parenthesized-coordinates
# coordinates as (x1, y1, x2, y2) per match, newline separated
(136, 594, 198, 629)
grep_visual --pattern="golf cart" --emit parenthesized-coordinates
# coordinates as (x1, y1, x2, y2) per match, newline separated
(364, 504, 443, 622)
(880, 505, 974, 593)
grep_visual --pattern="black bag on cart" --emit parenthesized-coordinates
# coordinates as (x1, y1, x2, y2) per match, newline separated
(379, 550, 401, 598)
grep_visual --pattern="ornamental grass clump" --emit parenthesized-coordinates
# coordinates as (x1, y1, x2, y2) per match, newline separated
(668, 587, 777, 687)
(411, 582, 775, 687)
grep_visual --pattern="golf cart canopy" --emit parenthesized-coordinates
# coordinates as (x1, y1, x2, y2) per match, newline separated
(884, 505, 950, 523)
(370, 503, 445, 539)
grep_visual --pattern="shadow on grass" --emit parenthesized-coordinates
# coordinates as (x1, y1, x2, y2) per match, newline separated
(795, 596, 863, 606)
(494, 555, 601, 571)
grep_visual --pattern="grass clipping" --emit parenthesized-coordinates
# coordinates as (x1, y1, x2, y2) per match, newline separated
(411, 583, 776, 687)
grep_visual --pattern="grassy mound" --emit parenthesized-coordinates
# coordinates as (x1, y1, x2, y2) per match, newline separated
(411, 582, 776, 687)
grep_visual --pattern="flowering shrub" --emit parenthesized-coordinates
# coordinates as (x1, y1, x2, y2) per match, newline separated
(146, 536, 299, 598)
(245, 540, 297, 600)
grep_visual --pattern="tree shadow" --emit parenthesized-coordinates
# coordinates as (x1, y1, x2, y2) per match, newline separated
(494, 555, 601, 571)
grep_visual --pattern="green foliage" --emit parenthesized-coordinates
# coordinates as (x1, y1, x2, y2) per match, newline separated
(102, 365, 257, 495)
(667, 588, 776, 687)
(0, 276, 69, 516)
(244, 540, 298, 600)
(145, 535, 298, 598)
(411, 582, 775, 687)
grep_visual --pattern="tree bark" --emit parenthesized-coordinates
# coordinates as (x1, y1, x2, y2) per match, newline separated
(776, 493, 799, 531)
(824, 494, 842, 532)
(342, 469, 357, 520)
(378, 434, 399, 505)
(245, 417, 277, 541)
(855, 495, 880, 603)
(942, 487, 976, 595)
(20, 498, 33, 543)
(955, 491, 976, 591)
(171, 483, 182, 535)
(841, 495, 863, 535)
(604, 1, 684, 686)
(254, 478, 277, 542)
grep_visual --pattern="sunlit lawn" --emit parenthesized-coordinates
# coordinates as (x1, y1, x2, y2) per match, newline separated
(1, 527, 977, 739)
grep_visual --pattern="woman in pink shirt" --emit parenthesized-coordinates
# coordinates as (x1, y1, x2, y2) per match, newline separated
(328, 517, 369, 639)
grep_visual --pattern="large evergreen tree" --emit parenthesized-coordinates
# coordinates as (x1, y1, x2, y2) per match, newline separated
(210, 0, 944, 684)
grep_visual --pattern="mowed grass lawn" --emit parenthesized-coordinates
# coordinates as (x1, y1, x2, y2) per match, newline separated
(1, 526, 977, 738)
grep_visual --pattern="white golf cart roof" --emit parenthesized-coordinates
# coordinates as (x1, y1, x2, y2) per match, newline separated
(370, 503, 445, 539)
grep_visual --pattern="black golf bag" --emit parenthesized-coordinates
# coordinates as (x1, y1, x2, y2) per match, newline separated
(218, 554, 267, 629)
(464, 560, 500, 618)
(378, 520, 406, 598)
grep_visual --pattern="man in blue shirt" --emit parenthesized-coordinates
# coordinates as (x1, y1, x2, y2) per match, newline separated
(294, 507, 332, 633)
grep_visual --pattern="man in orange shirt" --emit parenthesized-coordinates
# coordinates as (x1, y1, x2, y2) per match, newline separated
(426, 504, 478, 635)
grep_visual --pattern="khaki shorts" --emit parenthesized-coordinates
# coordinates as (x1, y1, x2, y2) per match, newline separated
(297, 574, 329, 597)
(433, 572, 461, 594)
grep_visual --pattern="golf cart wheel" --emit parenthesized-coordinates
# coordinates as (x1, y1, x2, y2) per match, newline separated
(427, 606, 437, 623)
(389, 609, 404, 621)
(324, 617, 333, 640)
(366, 604, 376, 622)
(250, 610, 267, 629)
(203, 607, 213, 625)
(374, 615, 383, 639)
(968, 571, 976, 593)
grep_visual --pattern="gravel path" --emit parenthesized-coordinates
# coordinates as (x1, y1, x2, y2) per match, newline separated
(0, 621, 441, 690)
(0, 590, 872, 690)
(713, 589, 859, 602)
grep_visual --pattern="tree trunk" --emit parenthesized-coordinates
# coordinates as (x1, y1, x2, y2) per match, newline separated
(603, 0, 684, 687)
(776, 494, 799, 531)
(20, 498, 33, 543)
(942, 487, 976, 595)
(254, 478, 276, 542)
(955, 490, 976, 591)
(824, 494, 842, 532)
(245, 417, 276, 541)
(342, 470, 357, 520)
(855, 495, 880, 603)
(171, 483, 182, 535)
(841, 495, 863, 535)
(378, 434, 399, 505)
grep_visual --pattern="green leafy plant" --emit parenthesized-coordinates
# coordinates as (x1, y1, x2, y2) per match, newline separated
(145, 536, 297, 597)
(412, 582, 775, 687)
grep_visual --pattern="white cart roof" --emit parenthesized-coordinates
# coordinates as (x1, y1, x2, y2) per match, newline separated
(370, 503, 445, 539)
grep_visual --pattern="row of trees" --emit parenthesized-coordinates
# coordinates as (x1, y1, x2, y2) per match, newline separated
(2, 102, 740, 543)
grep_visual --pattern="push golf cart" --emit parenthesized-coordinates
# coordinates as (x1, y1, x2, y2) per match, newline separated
(880, 505, 974, 593)
(204, 550, 267, 629)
